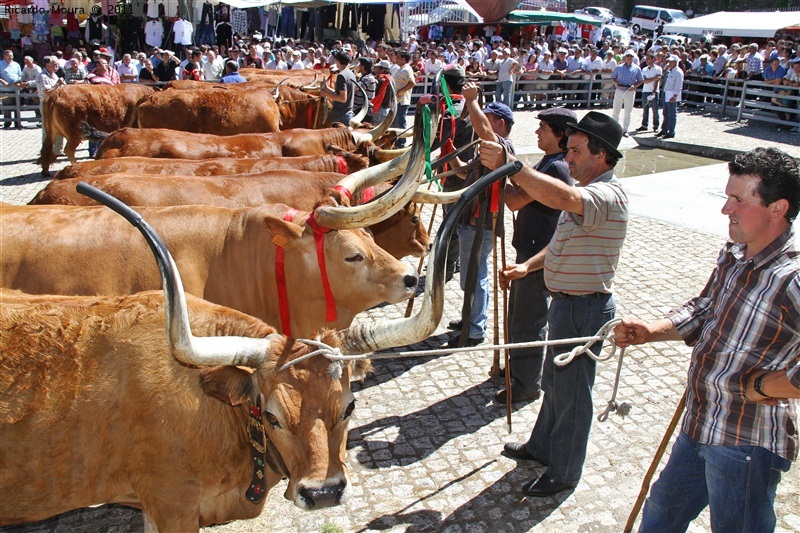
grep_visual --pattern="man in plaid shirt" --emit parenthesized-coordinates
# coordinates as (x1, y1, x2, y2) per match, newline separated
(615, 147, 799, 532)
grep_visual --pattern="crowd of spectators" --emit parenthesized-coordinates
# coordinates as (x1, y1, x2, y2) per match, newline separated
(1, 28, 799, 131)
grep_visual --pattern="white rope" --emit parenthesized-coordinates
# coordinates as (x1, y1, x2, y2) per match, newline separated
(279, 318, 632, 422)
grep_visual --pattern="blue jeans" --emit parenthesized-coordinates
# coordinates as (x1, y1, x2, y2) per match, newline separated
(640, 432, 792, 532)
(331, 109, 354, 127)
(496, 80, 513, 108)
(662, 100, 677, 135)
(507, 266, 549, 396)
(526, 293, 616, 484)
(641, 91, 659, 129)
(392, 104, 410, 148)
(196, 23, 215, 45)
(457, 224, 494, 340)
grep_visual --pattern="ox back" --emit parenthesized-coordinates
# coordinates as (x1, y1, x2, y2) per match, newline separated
(0, 204, 416, 337)
(52, 153, 366, 180)
(136, 86, 281, 134)
(0, 290, 366, 530)
(95, 127, 358, 160)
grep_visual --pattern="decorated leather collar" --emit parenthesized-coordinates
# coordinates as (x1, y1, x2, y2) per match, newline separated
(245, 393, 289, 504)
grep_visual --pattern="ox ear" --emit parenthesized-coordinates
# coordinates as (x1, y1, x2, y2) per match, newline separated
(349, 359, 372, 382)
(263, 216, 305, 249)
(199, 366, 259, 406)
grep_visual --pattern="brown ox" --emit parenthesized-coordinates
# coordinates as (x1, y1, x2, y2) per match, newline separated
(240, 67, 327, 87)
(0, 290, 368, 530)
(136, 85, 282, 134)
(29, 173, 432, 259)
(0, 203, 418, 338)
(39, 83, 154, 175)
(92, 126, 367, 160)
(53, 151, 367, 180)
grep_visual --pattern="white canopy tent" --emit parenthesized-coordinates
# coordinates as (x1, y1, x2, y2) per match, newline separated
(663, 11, 800, 39)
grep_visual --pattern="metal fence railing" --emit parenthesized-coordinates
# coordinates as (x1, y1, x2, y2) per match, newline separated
(3, 74, 797, 132)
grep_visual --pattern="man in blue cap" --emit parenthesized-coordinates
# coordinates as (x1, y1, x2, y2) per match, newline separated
(496, 107, 575, 405)
(480, 111, 628, 496)
(445, 83, 515, 349)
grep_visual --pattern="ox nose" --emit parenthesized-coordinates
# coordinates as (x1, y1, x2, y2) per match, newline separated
(404, 274, 419, 289)
(298, 481, 347, 509)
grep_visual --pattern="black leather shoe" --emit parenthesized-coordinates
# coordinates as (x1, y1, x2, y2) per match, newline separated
(444, 336, 483, 348)
(447, 319, 463, 331)
(502, 442, 540, 461)
(494, 388, 541, 404)
(662, 134, 675, 139)
(635, 126, 648, 132)
(522, 474, 577, 497)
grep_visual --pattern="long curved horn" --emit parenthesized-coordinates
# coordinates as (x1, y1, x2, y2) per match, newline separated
(315, 96, 439, 229)
(349, 82, 369, 129)
(76, 183, 277, 368)
(411, 186, 462, 204)
(332, 148, 410, 199)
(340, 161, 525, 353)
(273, 78, 289, 101)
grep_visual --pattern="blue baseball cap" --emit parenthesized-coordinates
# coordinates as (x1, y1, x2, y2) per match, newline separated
(483, 101, 514, 124)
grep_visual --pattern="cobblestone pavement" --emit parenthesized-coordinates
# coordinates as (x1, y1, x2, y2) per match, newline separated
(0, 106, 797, 533)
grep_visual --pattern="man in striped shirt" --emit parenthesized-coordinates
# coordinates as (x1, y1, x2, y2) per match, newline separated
(615, 147, 799, 531)
(480, 111, 629, 496)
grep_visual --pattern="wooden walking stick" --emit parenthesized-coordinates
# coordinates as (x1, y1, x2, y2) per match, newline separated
(490, 212, 501, 377)
(624, 389, 687, 533)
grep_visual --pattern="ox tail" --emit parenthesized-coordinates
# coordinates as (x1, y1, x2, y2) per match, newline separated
(38, 91, 59, 175)
(79, 121, 110, 142)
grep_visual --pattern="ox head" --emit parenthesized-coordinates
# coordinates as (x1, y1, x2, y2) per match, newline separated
(367, 200, 431, 259)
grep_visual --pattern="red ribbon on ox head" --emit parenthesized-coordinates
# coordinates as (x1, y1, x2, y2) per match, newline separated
(273, 209, 338, 337)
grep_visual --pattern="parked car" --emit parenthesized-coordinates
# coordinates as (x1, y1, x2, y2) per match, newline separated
(629, 5, 688, 35)
(602, 24, 634, 47)
(658, 34, 690, 47)
(578, 6, 628, 26)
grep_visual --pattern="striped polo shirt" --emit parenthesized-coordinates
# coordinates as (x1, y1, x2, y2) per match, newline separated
(544, 169, 629, 294)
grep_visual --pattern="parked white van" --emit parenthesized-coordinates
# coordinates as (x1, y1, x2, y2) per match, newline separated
(629, 5, 688, 35)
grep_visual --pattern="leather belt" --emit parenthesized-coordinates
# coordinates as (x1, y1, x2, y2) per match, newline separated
(549, 291, 606, 299)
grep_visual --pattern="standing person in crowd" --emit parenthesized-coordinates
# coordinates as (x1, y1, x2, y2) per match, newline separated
(86, 58, 117, 85)
(614, 147, 799, 532)
(745, 43, 764, 81)
(354, 57, 376, 124)
(658, 54, 683, 139)
(245, 43, 265, 69)
(320, 51, 357, 126)
(0, 49, 22, 129)
(371, 59, 394, 125)
(611, 49, 644, 137)
(496, 107, 575, 405)
(445, 87, 515, 349)
(600, 46, 618, 101)
(495, 47, 519, 108)
(480, 111, 628, 497)
(534, 50, 555, 108)
(116, 54, 138, 83)
(391, 50, 416, 148)
(181, 50, 203, 81)
(203, 50, 224, 81)
(37, 56, 65, 161)
(16, 56, 42, 124)
(637, 53, 662, 133)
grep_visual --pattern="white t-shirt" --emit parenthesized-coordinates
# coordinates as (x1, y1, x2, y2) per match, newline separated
(642, 64, 662, 92)
(145, 20, 164, 48)
(497, 57, 518, 82)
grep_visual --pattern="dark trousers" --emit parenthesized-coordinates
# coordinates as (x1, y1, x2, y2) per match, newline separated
(641, 91, 659, 129)
(392, 104, 410, 148)
(526, 293, 615, 484)
(507, 267, 549, 396)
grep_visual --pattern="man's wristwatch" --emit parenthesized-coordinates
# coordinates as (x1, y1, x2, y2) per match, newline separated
(753, 373, 770, 398)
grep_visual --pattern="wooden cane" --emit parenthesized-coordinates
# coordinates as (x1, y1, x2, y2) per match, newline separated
(404, 202, 438, 318)
(624, 390, 687, 533)
(490, 211, 501, 377)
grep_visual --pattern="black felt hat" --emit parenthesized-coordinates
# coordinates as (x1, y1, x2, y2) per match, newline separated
(566, 112, 624, 159)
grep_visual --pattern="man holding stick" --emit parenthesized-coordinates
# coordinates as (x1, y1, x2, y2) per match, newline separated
(614, 147, 799, 531)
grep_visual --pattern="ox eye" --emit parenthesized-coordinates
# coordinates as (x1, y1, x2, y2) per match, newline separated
(343, 400, 356, 420)
(411, 216, 420, 224)
(345, 254, 364, 263)
(265, 411, 282, 429)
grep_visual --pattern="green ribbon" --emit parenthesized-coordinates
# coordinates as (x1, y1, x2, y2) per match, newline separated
(440, 78, 458, 118)
(420, 105, 435, 186)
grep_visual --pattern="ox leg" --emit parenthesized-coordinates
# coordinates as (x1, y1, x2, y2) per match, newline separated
(64, 138, 79, 165)
(143, 513, 158, 533)
(140, 491, 201, 533)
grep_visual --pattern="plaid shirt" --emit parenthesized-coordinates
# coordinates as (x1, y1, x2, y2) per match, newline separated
(611, 62, 643, 87)
(746, 51, 764, 75)
(669, 228, 800, 460)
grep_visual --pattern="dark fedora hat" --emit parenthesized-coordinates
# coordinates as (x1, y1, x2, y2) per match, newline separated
(566, 111, 624, 160)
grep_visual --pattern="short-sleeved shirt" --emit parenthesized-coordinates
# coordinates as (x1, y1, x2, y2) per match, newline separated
(611, 62, 644, 87)
(221, 72, 247, 83)
(459, 133, 515, 233)
(0, 59, 22, 88)
(392, 63, 415, 106)
(36, 70, 60, 100)
(331, 67, 356, 123)
(641, 64, 662, 92)
(544, 169, 628, 294)
(512, 152, 572, 262)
